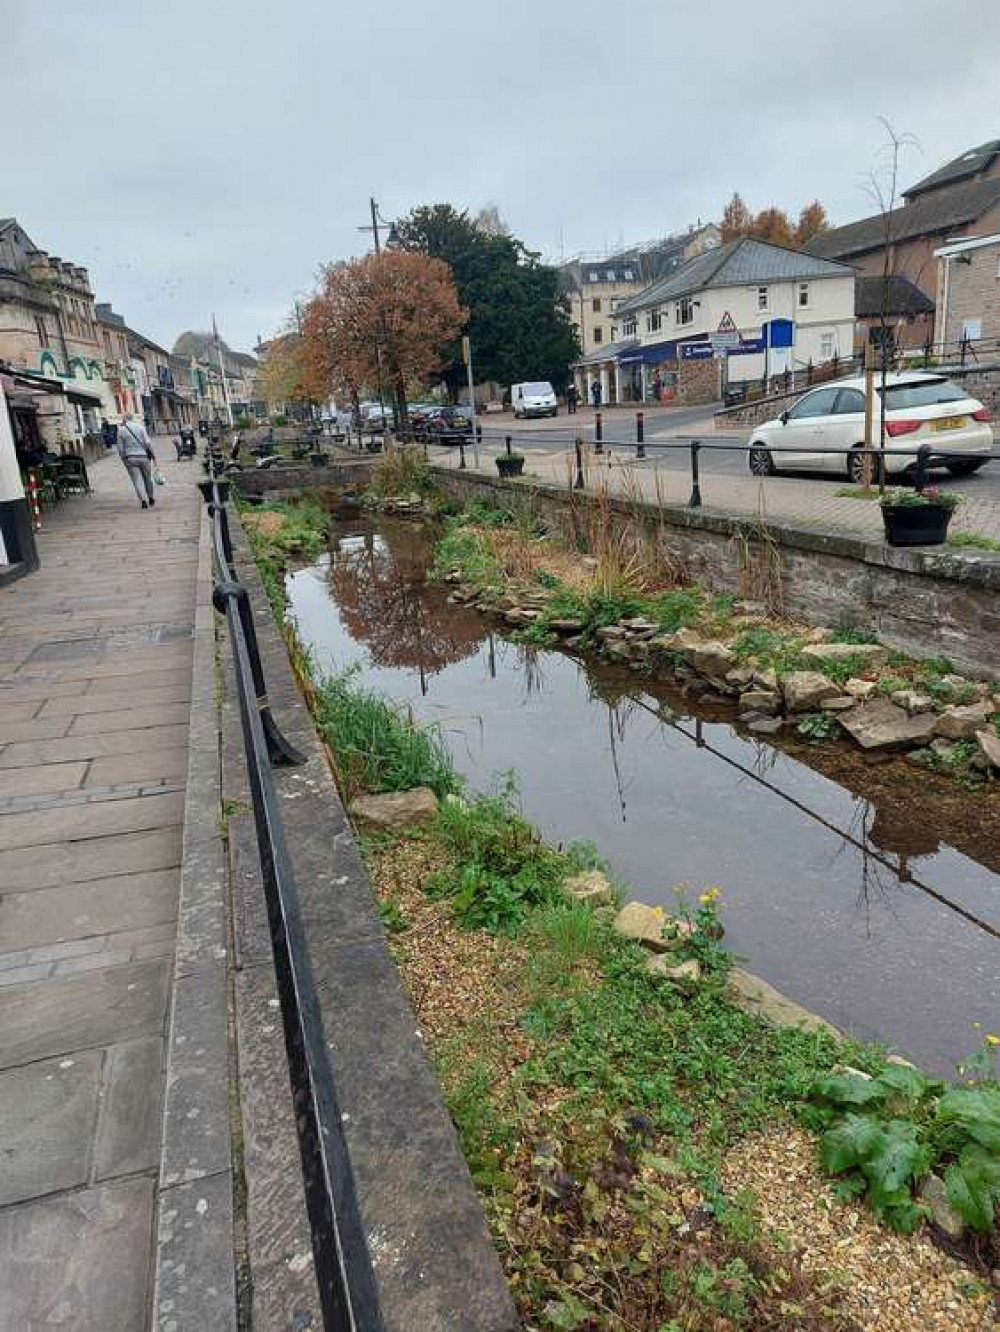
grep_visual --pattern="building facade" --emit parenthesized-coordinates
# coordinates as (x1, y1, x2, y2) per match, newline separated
(933, 232, 1000, 348)
(572, 238, 855, 406)
(561, 223, 721, 358)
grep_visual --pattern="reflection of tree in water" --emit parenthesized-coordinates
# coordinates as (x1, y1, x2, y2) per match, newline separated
(327, 520, 484, 690)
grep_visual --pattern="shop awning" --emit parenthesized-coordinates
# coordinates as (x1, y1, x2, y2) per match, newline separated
(617, 337, 704, 366)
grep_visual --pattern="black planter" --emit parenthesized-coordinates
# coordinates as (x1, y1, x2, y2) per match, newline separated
(880, 502, 954, 546)
(309, 452, 327, 468)
(495, 455, 525, 478)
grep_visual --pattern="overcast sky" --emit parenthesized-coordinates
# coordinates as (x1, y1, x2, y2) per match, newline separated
(7, 0, 1000, 353)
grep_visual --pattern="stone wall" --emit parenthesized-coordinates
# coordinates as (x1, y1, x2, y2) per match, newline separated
(678, 356, 721, 406)
(431, 468, 1000, 680)
(231, 458, 374, 498)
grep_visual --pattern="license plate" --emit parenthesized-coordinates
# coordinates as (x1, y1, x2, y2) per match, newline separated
(931, 416, 965, 431)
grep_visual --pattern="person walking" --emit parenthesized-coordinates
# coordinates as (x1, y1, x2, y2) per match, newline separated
(566, 382, 578, 414)
(591, 378, 602, 409)
(116, 413, 157, 509)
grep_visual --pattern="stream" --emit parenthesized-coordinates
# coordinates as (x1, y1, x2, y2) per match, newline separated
(286, 509, 1000, 1077)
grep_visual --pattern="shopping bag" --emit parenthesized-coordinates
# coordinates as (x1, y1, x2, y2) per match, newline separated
(152, 467, 166, 486)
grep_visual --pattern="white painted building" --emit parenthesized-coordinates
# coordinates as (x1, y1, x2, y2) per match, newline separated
(572, 238, 856, 405)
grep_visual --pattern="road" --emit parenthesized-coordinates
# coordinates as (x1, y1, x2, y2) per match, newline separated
(473, 405, 1000, 500)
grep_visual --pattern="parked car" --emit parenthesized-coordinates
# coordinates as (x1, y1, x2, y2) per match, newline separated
(747, 373, 993, 482)
(511, 381, 558, 419)
(420, 405, 473, 445)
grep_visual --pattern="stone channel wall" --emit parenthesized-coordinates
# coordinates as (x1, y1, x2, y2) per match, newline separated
(431, 468, 1000, 681)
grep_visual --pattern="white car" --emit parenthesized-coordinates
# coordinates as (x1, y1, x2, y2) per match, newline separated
(747, 372, 993, 482)
(511, 381, 558, 418)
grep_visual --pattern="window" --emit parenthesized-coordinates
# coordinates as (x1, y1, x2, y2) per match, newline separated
(592, 297, 602, 313)
(646, 309, 662, 333)
(798, 283, 810, 308)
(833, 388, 865, 414)
(787, 387, 840, 419)
(622, 318, 637, 337)
(820, 332, 836, 360)
(675, 297, 694, 325)
(606, 269, 616, 281)
(623, 268, 634, 280)
(593, 326, 603, 344)
(879, 377, 966, 409)
(34, 315, 48, 346)
(588, 271, 600, 283)
(757, 286, 769, 311)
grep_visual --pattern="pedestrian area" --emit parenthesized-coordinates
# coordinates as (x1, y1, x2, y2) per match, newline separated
(0, 451, 199, 1328)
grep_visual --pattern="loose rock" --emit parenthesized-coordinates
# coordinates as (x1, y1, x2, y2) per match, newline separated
(838, 697, 938, 751)
(728, 968, 840, 1037)
(782, 670, 840, 713)
(739, 688, 780, 715)
(975, 728, 1000, 770)
(934, 699, 994, 740)
(564, 870, 616, 907)
(647, 956, 703, 990)
(844, 678, 877, 700)
(920, 1173, 966, 1241)
(613, 902, 690, 953)
(800, 642, 889, 669)
(349, 786, 440, 833)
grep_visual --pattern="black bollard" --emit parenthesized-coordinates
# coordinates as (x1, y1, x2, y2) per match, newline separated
(574, 438, 585, 490)
(636, 410, 645, 459)
(688, 440, 702, 508)
(594, 410, 603, 455)
(914, 443, 930, 492)
(505, 435, 512, 457)
(458, 439, 466, 470)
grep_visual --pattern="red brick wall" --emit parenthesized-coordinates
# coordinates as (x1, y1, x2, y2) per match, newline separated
(678, 357, 721, 405)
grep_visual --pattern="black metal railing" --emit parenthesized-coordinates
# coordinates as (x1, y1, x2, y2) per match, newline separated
(201, 452, 385, 1331)
(397, 419, 1000, 514)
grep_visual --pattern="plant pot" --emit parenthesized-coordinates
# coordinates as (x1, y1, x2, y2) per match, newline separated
(309, 452, 327, 468)
(880, 502, 954, 546)
(495, 456, 525, 478)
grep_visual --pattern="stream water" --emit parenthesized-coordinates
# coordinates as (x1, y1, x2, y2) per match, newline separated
(286, 509, 1000, 1077)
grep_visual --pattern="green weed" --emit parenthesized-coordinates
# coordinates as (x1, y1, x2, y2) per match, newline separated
(948, 531, 1000, 554)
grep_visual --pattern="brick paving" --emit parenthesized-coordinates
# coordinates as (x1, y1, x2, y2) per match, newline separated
(0, 447, 200, 1329)
(434, 439, 1000, 543)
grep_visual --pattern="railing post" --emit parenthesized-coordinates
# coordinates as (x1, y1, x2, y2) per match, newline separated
(688, 439, 702, 508)
(594, 409, 603, 455)
(458, 439, 466, 470)
(574, 437, 585, 490)
(636, 410, 645, 459)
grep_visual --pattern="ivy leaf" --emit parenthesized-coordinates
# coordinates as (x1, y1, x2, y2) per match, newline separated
(813, 1073, 885, 1108)
(944, 1163, 995, 1233)
(821, 1114, 881, 1173)
(866, 1119, 926, 1194)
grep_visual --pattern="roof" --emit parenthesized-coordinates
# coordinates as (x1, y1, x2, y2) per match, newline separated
(854, 274, 934, 319)
(572, 336, 639, 366)
(615, 238, 853, 315)
(905, 140, 1000, 200)
(805, 178, 1000, 260)
(935, 230, 1000, 258)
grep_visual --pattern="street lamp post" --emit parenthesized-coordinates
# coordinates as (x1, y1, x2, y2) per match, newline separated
(359, 198, 403, 436)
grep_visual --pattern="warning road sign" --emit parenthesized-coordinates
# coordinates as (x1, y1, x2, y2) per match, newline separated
(711, 311, 741, 350)
(717, 311, 738, 333)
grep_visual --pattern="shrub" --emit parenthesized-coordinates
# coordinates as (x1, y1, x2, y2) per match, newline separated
(312, 669, 457, 801)
(369, 446, 433, 498)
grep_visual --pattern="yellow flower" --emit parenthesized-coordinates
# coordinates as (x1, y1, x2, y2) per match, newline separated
(985, 1034, 1000, 1048)
(699, 887, 721, 906)
(652, 906, 665, 917)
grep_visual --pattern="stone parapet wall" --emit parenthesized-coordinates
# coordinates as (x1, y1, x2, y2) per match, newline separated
(431, 468, 1000, 680)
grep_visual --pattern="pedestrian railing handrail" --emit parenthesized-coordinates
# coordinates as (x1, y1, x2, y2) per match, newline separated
(202, 458, 386, 1331)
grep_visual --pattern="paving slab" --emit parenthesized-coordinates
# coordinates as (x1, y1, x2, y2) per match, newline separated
(37, 682, 191, 718)
(0, 825, 181, 891)
(0, 1050, 104, 1205)
(85, 746, 189, 788)
(0, 787, 185, 851)
(0, 722, 189, 769)
(0, 1176, 155, 1331)
(69, 702, 191, 735)
(0, 959, 171, 1069)
(0, 760, 87, 799)
(153, 1170, 237, 1328)
(93, 1037, 164, 1180)
(0, 869, 178, 953)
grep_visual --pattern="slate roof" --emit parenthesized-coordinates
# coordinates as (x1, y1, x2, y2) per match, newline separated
(805, 178, 1000, 260)
(854, 274, 934, 319)
(614, 238, 853, 315)
(905, 140, 1000, 199)
(573, 336, 639, 366)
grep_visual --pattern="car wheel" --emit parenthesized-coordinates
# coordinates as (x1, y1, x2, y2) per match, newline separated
(946, 460, 986, 477)
(748, 445, 774, 476)
(847, 447, 884, 485)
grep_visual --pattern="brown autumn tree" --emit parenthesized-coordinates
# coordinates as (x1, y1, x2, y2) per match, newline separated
(751, 206, 795, 247)
(302, 250, 464, 424)
(720, 192, 753, 242)
(257, 331, 319, 412)
(795, 200, 829, 246)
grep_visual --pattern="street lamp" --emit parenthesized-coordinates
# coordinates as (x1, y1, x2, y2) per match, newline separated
(358, 198, 402, 433)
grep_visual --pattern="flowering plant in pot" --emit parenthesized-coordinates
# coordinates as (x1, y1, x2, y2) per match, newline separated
(880, 486, 960, 547)
(495, 452, 525, 478)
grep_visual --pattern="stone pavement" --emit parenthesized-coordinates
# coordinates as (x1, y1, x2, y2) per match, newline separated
(0, 448, 200, 1329)
(434, 440, 1000, 544)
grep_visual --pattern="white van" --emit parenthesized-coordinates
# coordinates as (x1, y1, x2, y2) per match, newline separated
(511, 381, 558, 418)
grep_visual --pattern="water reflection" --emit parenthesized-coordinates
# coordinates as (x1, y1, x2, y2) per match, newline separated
(287, 509, 1000, 1074)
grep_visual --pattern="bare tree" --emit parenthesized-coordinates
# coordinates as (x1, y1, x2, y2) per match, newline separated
(862, 118, 920, 490)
